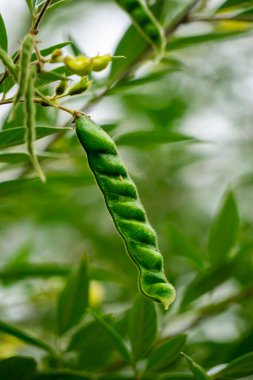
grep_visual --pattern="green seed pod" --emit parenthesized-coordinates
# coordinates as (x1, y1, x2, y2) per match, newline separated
(115, 0, 165, 55)
(91, 54, 112, 72)
(75, 114, 176, 309)
(0, 47, 18, 80)
(63, 55, 93, 76)
(55, 79, 68, 95)
(68, 76, 92, 96)
(9, 33, 35, 121)
(50, 49, 63, 63)
(25, 66, 46, 183)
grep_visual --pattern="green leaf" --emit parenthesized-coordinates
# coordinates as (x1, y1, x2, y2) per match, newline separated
(89, 308, 132, 364)
(36, 67, 72, 87)
(167, 31, 253, 51)
(48, 0, 71, 11)
(128, 295, 157, 361)
(110, 24, 147, 81)
(115, 130, 196, 147)
(0, 151, 68, 165)
(146, 335, 187, 372)
(208, 190, 239, 264)
(0, 320, 56, 355)
(67, 34, 83, 56)
(218, 0, 253, 11)
(37, 41, 72, 58)
(0, 13, 8, 51)
(168, 223, 204, 269)
(182, 353, 211, 380)
(67, 316, 116, 370)
(0, 126, 71, 149)
(214, 351, 253, 378)
(33, 369, 91, 380)
(25, 0, 34, 13)
(181, 255, 241, 307)
(0, 356, 37, 380)
(57, 257, 89, 335)
(160, 374, 193, 380)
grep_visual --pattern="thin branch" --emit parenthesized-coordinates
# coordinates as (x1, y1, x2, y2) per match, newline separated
(33, 0, 54, 33)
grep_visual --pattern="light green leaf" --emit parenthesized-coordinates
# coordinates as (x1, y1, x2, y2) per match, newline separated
(25, 0, 34, 14)
(128, 295, 157, 361)
(115, 130, 196, 147)
(57, 257, 89, 335)
(214, 351, 253, 379)
(0, 126, 71, 149)
(167, 31, 253, 51)
(208, 190, 239, 264)
(0, 13, 8, 52)
(89, 308, 132, 364)
(182, 353, 211, 380)
(0, 356, 37, 380)
(0, 151, 68, 165)
(146, 335, 187, 372)
(0, 320, 56, 356)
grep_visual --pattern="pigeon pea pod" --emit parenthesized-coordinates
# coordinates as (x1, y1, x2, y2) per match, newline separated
(75, 114, 176, 309)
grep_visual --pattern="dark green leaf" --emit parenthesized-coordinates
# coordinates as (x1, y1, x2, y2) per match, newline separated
(128, 295, 157, 361)
(33, 369, 91, 380)
(110, 24, 147, 82)
(182, 353, 211, 380)
(0, 151, 68, 165)
(36, 67, 72, 87)
(0, 356, 37, 380)
(31, 41, 72, 61)
(67, 316, 115, 370)
(146, 335, 187, 372)
(208, 190, 239, 264)
(160, 374, 193, 380)
(214, 351, 253, 378)
(0, 320, 56, 355)
(89, 308, 131, 363)
(0, 13, 8, 51)
(115, 130, 196, 147)
(168, 223, 204, 269)
(218, 0, 253, 11)
(0, 126, 71, 149)
(57, 257, 89, 335)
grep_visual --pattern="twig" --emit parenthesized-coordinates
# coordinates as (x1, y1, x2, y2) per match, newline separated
(32, 0, 54, 33)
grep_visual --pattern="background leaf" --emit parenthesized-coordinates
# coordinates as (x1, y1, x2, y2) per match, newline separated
(0, 13, 8, 51)
(57, 257, 89, 335)
(146, 335, 187, 372)
(0, 356, 37, 380)
(128, 295, 157, 361)
(208, 190, 239, 264)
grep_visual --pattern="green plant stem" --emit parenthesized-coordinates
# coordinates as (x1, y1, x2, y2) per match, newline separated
(0, 95, 76, 116)
(0, 0, 53, 87)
